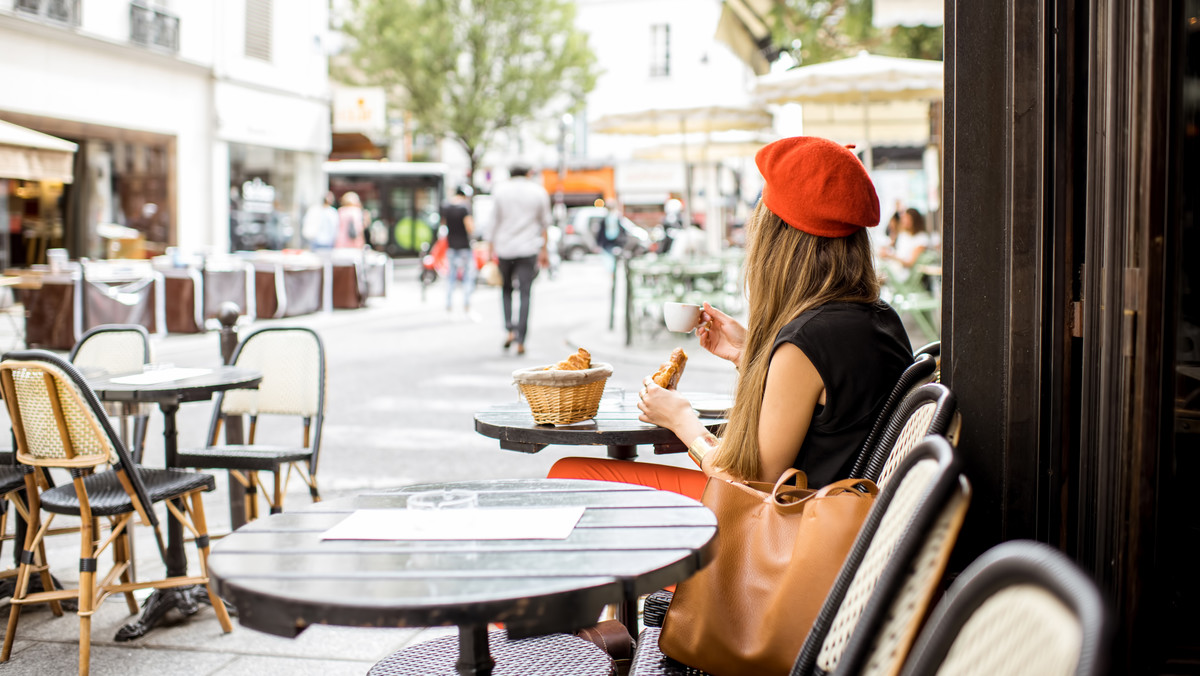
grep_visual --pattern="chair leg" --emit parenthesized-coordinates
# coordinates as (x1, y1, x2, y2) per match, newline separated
(77, 573, 92, 676)
(1, 567, 26, 661)
(271, 470, 284, 515)
(132, 414, 149, 465)
(246, 471, 260, 521)
(113, 523, 137, 614)
(306, 463, 321, 503)
(189, 492, 232, 634)
(77, 514, 96, 676)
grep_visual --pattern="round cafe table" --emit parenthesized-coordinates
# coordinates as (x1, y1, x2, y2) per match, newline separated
(474, 392, 730, 460)
(209, 478, 717, 676)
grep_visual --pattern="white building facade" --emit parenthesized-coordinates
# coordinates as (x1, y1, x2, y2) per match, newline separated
(0, 0, 330, 263)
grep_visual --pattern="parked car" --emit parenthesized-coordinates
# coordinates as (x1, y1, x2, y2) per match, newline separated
(559, 207, 653, 260)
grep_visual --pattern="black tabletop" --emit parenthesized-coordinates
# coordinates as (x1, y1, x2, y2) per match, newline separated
(475, 393, 729, 455)
(87, 365, 262, 404)
(208, 479, 716, 640)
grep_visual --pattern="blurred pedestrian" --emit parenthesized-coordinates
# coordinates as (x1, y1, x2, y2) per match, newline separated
(488, 163, 551, 355)
(442, 184, 476, 312)
(303, 192, 338, 250)
(336, 191, 366, 249)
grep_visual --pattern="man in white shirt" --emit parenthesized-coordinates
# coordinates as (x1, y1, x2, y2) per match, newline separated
(488, 163, 551, 355)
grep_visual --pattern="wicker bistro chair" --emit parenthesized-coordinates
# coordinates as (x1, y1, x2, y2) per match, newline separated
(174, 326, 325, 520)
(0, 350, 232, 676)
(68, 324, 153, 462)
(789, 435, 970, 676)
(857, 383, 959, 489)
(898, 540, 1113, 676)
(846, 353, 938, 480)
(629, 436, 970, 676)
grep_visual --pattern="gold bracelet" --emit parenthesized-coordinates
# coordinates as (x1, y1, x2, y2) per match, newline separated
(687, 432, 720, 467)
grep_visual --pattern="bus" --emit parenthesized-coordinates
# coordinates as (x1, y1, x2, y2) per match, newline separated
(324, 160, 451, 257)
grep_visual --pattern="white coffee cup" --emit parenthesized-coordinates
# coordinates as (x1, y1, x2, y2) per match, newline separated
(663, 302, 702, 333)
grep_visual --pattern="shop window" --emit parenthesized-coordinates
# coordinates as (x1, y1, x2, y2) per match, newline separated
(650, 24, 670, 78)
(245, 0, 273, 62)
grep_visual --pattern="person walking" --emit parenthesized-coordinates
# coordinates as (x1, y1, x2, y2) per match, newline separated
(302, 191, 338, 251)
(336, 191, 366, 249)
(441, 185, 476, 312)
(488, 163, 551, 355)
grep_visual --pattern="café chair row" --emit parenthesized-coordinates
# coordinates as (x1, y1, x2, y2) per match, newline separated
(0, 321, 327, 675)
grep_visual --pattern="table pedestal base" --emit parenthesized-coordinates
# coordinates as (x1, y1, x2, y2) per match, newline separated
(115, 585, 207, 641)
(607, 444, 637, 460)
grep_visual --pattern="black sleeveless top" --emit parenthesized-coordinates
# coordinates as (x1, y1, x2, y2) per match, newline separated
(772, 301, 913, 487)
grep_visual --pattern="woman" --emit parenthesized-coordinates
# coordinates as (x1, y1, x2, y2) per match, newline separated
(550, 137, 913, 491)
(879, 208, 930, 284)
(335, 191, 366, 249)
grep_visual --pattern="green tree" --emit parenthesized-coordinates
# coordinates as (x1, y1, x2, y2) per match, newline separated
(340, 0, 598, 187)
(770, 0, 942, 65)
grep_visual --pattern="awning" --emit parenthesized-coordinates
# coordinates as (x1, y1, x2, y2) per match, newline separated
(714, 0, 777, 76)
(0, 119, 77, 183)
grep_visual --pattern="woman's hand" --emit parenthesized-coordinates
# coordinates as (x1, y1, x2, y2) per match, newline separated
(696, 302, 746, 368)
(638, 377, 704, 443)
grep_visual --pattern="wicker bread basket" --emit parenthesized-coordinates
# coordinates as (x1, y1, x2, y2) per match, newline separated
(512, 362, 613, 425)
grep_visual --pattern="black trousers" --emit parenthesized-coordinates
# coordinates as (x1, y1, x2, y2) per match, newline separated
(498, 255, 538, 345)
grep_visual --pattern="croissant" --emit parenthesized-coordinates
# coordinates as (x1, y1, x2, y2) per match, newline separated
(651, 348, 687, 390)
(549, 347, 592, 371)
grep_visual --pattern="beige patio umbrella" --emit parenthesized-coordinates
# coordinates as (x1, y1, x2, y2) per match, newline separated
(591, 105, 774, 251)
(754, 51, 943, 170)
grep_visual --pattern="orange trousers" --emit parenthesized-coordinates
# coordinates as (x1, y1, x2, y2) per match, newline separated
(547, 457, 707, 501)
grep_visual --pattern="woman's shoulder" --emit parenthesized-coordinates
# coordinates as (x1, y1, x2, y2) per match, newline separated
(777, 301, 879, 339)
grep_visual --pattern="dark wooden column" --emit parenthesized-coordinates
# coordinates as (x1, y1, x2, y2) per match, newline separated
(942, 0, 1058, 566)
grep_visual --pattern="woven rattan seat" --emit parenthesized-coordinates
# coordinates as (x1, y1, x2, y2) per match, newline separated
(0, 467, 25, 497)
(38, 467, 214, 516)
(368, 629, 615, 675)
(174, 326, 325, 520)
(174, 445, 310, 471)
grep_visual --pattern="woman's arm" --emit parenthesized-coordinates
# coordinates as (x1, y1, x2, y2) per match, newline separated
(756, 343, 825, 482)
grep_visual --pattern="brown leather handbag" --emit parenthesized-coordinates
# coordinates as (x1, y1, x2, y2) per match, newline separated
(659, 469, 877, 676)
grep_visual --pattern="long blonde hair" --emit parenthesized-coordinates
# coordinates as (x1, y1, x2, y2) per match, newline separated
(713, 202, 881, 480)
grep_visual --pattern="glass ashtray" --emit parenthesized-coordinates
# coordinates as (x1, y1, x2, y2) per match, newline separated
(406, 489, 479, 510)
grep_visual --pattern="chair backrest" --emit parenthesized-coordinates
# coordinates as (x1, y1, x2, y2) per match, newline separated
(848, 353, 938, 479)
(913, 341, 941, 360)
(69, 324, 151, 376)
(898, 540, 1112, 676)
(0, 349, 158, 527)
(862, 383, 958, 490)
(208, 327, 326, 455)
(792, 435, 970, 676)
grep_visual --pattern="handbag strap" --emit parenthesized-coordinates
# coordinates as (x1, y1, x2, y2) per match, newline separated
(815, 477, 879, 497)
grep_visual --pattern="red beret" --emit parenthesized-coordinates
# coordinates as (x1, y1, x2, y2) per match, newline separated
(755, 136, 880, 238)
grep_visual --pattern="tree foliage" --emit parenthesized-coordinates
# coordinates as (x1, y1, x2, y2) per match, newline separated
(770, 0, 942, 66)
(340, 0, 598, 183)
